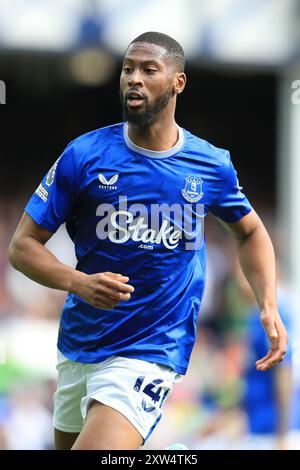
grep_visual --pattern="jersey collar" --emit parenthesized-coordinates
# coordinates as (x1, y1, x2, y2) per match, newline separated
(123, 122, 184, 159)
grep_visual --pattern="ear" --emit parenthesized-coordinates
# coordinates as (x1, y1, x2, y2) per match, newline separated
(173, 72, 186, 95)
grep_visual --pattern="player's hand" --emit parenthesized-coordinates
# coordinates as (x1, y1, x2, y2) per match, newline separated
(72, 271, 134, 310)
(256, 307, 288, 371)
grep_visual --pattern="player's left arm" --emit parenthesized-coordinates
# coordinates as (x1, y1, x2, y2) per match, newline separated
(220, 209, 288, 371)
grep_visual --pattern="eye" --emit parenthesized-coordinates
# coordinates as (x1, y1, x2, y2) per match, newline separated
(123, 66, 132, 74)
(145, 68, 157, 74)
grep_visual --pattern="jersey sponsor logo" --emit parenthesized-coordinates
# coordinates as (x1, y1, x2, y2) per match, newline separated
(138, 244, 154, 250)
(46, 159, 60, 187)
(181, 176, 203, 203)
(108, 211, 182, 250)
(99, 173, 119, 189)
(96, 196, 205, 251)
(35, 183, 49, 202)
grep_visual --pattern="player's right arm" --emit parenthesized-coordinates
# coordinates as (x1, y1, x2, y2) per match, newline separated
(8, 212, 134, 310)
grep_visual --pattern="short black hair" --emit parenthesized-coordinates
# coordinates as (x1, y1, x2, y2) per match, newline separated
(128, 31, 185, 72)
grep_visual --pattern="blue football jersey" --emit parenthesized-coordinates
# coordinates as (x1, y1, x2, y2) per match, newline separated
(25, 122, 252, 374)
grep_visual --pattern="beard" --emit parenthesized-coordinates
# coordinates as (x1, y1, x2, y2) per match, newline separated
(120, 86, 173, 127)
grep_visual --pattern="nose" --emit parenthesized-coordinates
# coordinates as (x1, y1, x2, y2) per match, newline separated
(128, 69, 143, 87)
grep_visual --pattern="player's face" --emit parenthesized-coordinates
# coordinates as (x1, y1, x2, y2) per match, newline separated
(120, 42, 175, 127)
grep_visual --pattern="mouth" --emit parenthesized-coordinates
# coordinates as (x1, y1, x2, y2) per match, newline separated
(126, 90, 145, 108)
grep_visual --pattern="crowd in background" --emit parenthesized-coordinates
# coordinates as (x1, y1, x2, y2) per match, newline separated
(0, 196, 299, 450)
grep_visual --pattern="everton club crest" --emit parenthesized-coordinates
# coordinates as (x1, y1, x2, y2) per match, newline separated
(181, 176, 204, 203)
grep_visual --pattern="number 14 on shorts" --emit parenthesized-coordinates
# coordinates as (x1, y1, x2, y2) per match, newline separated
(133, 376, 170, 412)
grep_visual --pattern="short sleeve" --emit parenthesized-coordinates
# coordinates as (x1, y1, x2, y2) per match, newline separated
(210, 153, 252, 223)
(25, 143, 78, 232)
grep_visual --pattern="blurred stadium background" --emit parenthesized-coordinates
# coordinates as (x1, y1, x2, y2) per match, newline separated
(1, 0, 300, 450)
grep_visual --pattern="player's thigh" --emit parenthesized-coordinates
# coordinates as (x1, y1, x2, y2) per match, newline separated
(54, 428, 79, 450)
(77, 356, 181, 449)
(71, 401, 143, 450)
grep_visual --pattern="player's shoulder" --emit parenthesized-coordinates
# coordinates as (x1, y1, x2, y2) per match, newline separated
(56, 123, 123, 172)
(68, 122, 123, 154)
(183, 128, 230, 167)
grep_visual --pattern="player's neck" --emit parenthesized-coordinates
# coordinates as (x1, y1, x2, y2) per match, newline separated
(127, 118, 179, 152)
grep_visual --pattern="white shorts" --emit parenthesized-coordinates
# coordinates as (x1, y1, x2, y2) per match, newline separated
(53, 350, 181, 443)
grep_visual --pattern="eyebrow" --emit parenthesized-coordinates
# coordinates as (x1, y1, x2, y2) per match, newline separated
(123, 58, 162, 67)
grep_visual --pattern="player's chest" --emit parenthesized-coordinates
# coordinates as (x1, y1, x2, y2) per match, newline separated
(80, 157, 208, 207)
